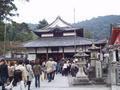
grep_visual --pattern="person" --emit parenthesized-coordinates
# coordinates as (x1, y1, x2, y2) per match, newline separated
(51, 60, 57, 80)
(0, 59, 9, 90)
(56, 62, 61, 74)
(62, 61, 69, 76)
(25, 60, 34, 90)
(12, 60, 27, 90)
(46, 58, 54, 82)
(33, 60, 42, 88)
(70, 62, 79, 77)
(8, 61, 15, 83)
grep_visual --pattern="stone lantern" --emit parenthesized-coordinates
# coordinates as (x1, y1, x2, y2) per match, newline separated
(88, 43, 103, 79)
(89, 43, 100, 67)
(73, 49, 90, 85)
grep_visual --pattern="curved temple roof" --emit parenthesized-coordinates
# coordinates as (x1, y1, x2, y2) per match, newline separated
(34, 16, 80, 33)
(22, 36, 106, 48)
(43, 16, 72, 29)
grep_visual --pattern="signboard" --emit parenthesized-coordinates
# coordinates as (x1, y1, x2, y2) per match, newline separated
(27, 54, 36, 61)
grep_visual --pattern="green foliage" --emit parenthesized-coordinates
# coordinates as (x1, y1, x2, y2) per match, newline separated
(6, 22, 35, 42)
(37, 19, 48, 29)
(0, 0, 29, 22)
(0, 22, 35, 55)
(0, 0, 17, 21)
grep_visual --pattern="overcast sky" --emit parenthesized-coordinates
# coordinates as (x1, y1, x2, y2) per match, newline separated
(13, 0, 120, 24)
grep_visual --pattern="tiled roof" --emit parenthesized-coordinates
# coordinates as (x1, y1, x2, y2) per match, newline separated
(34, 16, 81, 33)
(43, 16, 72, 29)
(22, 36, 105, 48)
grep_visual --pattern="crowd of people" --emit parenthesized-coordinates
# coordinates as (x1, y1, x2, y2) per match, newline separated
(0, 58, 80, 90)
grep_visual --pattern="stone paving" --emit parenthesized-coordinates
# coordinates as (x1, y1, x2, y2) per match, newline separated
(29, 74, 112, 90)
(5, 74, 119, 90)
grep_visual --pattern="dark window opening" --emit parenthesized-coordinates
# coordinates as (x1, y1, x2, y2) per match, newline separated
(51, 47, 59, 52)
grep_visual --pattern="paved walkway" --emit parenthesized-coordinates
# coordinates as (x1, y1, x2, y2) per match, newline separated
(30, 74, 111, 90)
(4, 74, 120, 90)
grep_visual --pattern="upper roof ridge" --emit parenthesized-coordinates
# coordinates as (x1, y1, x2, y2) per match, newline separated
(42, 16, 72, 29)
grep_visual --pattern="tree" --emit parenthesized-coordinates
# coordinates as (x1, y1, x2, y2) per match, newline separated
(37, 19, 48, 29)
(0, 0, 29, 22)
(0, 0, 30, 55)
(6, 22, 34, 42)
(0, 0, 17, 21)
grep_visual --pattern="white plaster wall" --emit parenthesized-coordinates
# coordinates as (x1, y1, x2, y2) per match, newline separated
(41, 33, 53, 37)
(63, 32, 76, 36)
(26, 48, 35, 53)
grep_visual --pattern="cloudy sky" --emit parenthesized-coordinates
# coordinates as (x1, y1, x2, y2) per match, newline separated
(13, 0, 120, 24)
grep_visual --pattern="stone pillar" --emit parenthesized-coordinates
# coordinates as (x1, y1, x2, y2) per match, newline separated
(113, 51, 117, 62)
(100, 53, 103, 61)
(107, 63, 111, 85)
(90, 52, 98, 67)
(110, 63, 117, 85)
(95, 60, 102, 78)
(108, 50, 117, 85)
(116, 64, 120, 85)
(111, 50, 117, 85)
(91, 59, 96, 67)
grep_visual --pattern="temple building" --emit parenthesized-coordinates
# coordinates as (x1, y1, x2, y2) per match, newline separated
(110, 24, 120, 45)
(23, 16, 106, 62)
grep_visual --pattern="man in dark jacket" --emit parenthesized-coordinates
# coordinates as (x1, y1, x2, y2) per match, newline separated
(0, 59, 8, 90)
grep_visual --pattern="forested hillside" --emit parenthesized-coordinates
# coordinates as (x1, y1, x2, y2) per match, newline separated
(74, 15, 120, 39)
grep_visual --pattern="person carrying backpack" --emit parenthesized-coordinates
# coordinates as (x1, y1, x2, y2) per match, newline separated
(12, 60, 27, 90)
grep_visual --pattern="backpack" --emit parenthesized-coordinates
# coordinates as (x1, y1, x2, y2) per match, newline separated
(12, 69, 22, 86)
